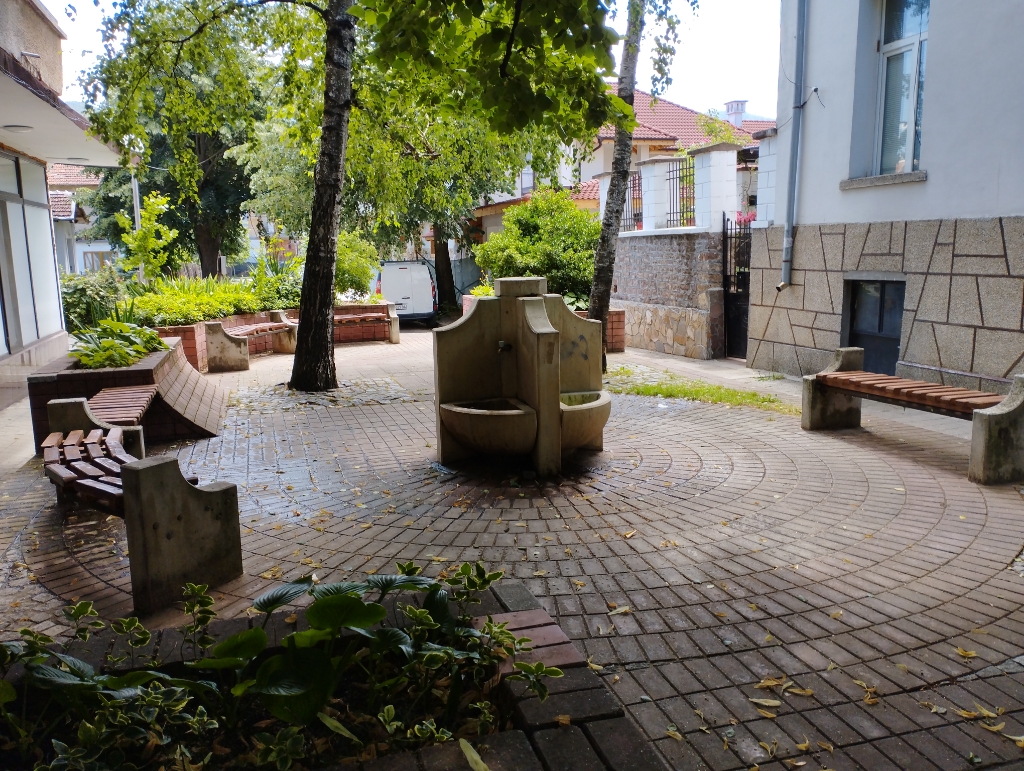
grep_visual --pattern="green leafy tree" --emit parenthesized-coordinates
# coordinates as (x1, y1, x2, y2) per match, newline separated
(335, 230, 378, 296)
(84, 0, 626, 391)
(474, 188, 600, 298)
(115, 192, 179, 280)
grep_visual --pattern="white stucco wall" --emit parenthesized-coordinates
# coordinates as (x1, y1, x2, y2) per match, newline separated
(776, 0, 1024, 225)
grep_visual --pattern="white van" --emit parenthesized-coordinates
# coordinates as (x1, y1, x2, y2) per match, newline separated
(374, 260, 438, 321)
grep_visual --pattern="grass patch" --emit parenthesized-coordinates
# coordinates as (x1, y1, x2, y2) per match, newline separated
(608, 378, 801, 415)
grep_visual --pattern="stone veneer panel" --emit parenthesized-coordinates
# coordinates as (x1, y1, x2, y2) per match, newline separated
(747, 217, 1024, 392)
(610, 231, 725, 359)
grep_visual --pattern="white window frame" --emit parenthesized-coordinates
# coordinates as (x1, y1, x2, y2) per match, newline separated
(874, 1, 928, 175)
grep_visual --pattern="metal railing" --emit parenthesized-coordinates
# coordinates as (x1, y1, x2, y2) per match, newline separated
(666, 157, 695, 228)
(619, 171, 643, 232)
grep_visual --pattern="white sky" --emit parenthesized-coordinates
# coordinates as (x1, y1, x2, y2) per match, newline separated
(43, 0, 781, 119)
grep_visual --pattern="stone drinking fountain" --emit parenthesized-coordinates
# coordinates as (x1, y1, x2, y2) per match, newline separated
(434, 277, 611, 475)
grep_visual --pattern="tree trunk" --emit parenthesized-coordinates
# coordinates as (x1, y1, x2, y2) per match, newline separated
(588, 0, 645, 371)
(289, 0, 356, 392)
(195, 223, 222, 277)
(433, 222, 457, 309)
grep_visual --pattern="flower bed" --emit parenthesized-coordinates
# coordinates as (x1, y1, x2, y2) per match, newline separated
(0, 564, 573, 771)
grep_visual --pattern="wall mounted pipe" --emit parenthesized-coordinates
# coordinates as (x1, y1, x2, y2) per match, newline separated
(779, 0, 808, 292)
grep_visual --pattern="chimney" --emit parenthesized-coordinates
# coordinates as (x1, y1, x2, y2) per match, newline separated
(725, 100, 747, 128)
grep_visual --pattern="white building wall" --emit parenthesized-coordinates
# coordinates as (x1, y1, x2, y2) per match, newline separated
(776, 0, 1024, 225)
(756, 135, 777, 223)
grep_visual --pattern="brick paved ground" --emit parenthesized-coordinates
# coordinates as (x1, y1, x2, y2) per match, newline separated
(4, 331, 1024, 769)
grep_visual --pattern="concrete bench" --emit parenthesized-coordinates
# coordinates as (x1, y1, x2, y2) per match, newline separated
(205, 311, 297, 372)
(47, 397, 146, 458)
(802, 347, 1024, 484)
(327, 303, 400, 344)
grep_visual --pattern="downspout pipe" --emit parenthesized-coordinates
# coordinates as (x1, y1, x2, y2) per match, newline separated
(778, 0, 808, 291)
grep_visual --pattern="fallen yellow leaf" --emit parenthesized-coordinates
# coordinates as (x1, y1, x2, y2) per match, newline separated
(817, 741, 834, 753)
(608, 606, 632, 616)
(756, 708, 777, 719)
(830, 610, 843, 620)
(714, 612, 728, 619)
(795, 738, 811, 752)
(622, 530, 637, 539)
(533, 571, 548, 576)
(748, 603, 759, 611)
(956, 647, 978, 659)
(787, 687, 814, 697)
(666, 730, 683, 741)
(749, 698, 782, 707)
(975, 703, 1002, 718)
(981, 722, 1006, 732)
(556, 715, 571, 726)
(971, 628, 989, 634)
(587, 657, 604, 671)
(954, 709, 979, 719)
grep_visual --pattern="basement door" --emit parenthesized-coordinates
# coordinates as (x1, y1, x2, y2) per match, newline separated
(848, 280, 905, 375)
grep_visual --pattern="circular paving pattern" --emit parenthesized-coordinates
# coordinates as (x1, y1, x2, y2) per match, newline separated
(14, 391, 1024, 769)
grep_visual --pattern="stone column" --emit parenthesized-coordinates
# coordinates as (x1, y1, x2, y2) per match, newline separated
(594, 172, 612, 218)
(692, 142, 742, 229)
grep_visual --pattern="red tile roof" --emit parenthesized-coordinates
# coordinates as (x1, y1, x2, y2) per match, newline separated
(47, 163, 100, 188)
(598, 91, 775, 147)
(570, 179, 600, 201)
(741, 119, 777, 136)
(50, 192, 75, 220)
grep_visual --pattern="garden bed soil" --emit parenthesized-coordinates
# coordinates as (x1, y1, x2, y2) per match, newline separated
(27, 337, 227, 449)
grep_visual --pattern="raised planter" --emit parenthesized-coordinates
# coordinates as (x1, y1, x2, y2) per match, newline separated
(27, 338, 227, 450)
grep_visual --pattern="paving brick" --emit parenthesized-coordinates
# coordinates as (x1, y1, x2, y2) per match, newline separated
(514, 687, 623, 729)
(531, 725, 605, 771)
(582, 717, 668, 771)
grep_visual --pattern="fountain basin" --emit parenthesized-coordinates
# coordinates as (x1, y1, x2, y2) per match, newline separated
(559, 390, 612, 452)
(439, 398, 538, 456)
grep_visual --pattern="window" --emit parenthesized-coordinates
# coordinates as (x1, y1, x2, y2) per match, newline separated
(877, 0, 928, 175)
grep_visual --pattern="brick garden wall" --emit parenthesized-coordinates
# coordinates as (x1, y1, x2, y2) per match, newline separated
(610, 231, 725, 359)
(747, 218, 1024, 392)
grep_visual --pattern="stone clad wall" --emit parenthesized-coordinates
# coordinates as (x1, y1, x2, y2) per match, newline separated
(610, 231, 725, 359)
(747, 217, 1024, 393)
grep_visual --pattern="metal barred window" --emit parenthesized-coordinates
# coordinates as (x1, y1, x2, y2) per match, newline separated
(666, 158, 695, 228)
(619, 171, 643, 232)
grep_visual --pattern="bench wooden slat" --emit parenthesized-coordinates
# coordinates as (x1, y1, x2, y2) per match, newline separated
(43, 447, 61, 464)
(62, 430, 85, 447)
(84, 429, 103, 444)
(93, 457, 122, 476)
(70, 461, 105, 479)
(73, 478, 123, 501)
(63, 445, 83, 462)
(99, 476, 123, 487)
(85, 443, 106, 461)
(45, 463, 79, 486)
(41, 432, 63, 449)
(105, 441, 138, 465)
(105, 427, 123, 446)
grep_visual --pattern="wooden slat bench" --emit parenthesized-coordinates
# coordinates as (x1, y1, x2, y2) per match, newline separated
(87, 384, 160, 426)
(206, 311, 298, 372)
(324, 303, 400, 344)
(803, 347, 1024, 484)
(42, 426, 198, 516)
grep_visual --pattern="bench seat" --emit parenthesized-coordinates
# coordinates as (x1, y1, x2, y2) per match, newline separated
(87, 385, 160, 427)
(816, 371, 1004, 419)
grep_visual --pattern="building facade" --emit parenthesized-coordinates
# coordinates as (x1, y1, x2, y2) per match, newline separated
(0, 0, 119, 409)
(748, 0, 1024, 392)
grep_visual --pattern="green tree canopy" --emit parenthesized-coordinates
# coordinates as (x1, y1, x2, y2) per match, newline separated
(473, 187, 599, 298)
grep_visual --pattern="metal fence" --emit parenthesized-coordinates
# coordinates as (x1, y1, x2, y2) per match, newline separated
(722, 213, 753, 358)
(619, 171, 643, 232)
(666, 157, 695, 228)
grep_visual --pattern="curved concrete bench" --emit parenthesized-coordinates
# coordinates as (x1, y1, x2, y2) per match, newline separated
(47, 397, 145, 458)
(206, 313, 298, 372)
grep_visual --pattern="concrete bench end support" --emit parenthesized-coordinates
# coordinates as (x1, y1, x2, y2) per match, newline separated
(205, 321, 249, 372)
(969, 375, 1024, 485)
(46, 398, 146, 458)
(268, 310, 299, 353)
(386, 302, 400, 344)
(121, 456, 243, 616)
(801, 347, 864, 431)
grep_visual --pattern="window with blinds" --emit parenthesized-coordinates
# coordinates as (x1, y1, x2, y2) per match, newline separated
(878, 0, 929, 175)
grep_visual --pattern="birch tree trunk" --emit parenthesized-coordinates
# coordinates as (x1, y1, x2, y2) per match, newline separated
(588, 0, 645, 370)
(289, 0, 356, 391)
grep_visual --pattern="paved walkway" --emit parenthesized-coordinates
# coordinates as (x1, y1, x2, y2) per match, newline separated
(3, 331, 1024, 770)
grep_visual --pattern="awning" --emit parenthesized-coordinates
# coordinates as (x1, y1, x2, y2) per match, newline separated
(0, 49, 120, 168)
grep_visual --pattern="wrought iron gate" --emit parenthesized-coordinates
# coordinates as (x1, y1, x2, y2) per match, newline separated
(722, 214, 752, 359)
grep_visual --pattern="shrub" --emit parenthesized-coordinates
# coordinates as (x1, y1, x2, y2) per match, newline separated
(473, 187, 600, 297)
(69, 319, 168, 369)
(0, 562, 562, 770)
(60, 267, 123, 331)
(336, 230, 378, 296)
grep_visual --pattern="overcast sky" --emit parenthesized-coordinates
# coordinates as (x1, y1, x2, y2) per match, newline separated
(43, 0, 781, 119)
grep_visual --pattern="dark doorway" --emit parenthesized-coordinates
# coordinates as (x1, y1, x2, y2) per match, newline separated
(848, 280, 905, 374)
(723, 215, 752, 359)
